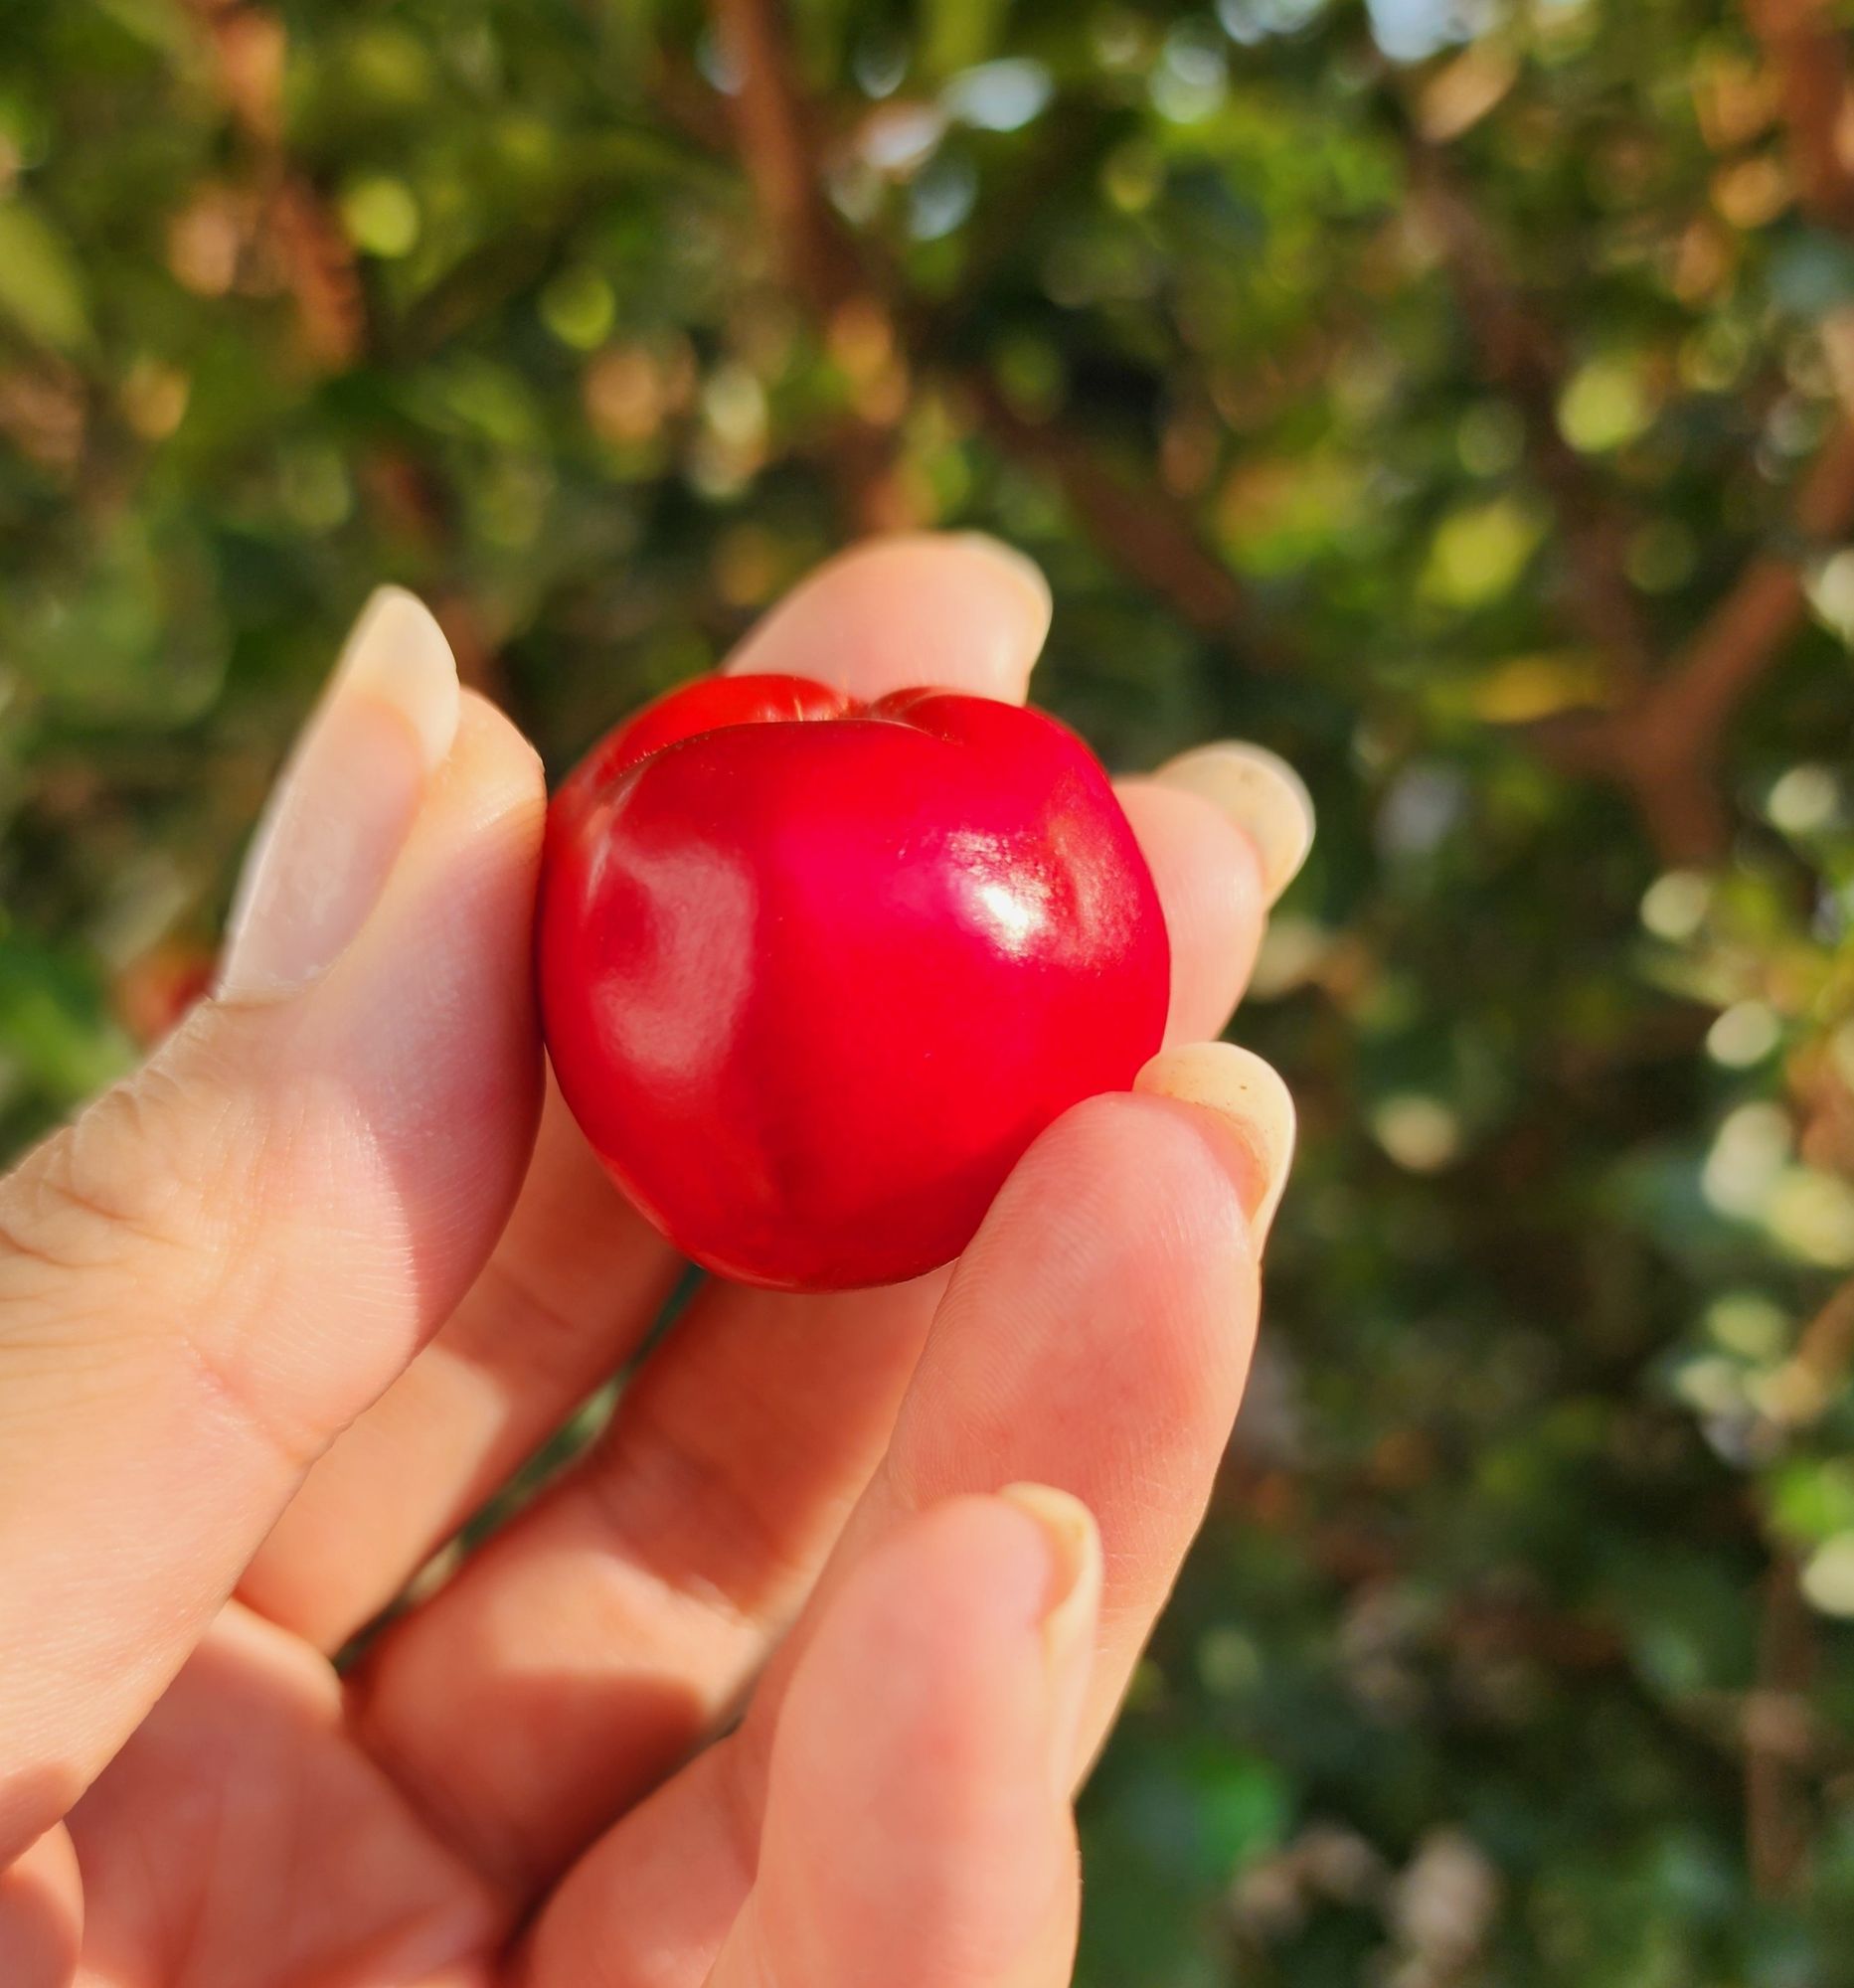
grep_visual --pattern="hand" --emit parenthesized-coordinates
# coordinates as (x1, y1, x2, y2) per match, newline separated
(0, 536, 1306, 1988)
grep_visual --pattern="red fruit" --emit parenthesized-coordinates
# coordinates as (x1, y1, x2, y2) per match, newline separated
(539, 673, 1169, 1291)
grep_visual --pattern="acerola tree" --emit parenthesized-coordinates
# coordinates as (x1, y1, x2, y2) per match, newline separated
(3, 0, 1854, 1979)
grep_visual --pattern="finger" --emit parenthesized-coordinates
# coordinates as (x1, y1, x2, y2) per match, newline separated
(239, 534, 1055, 1651)
(0, 593, 545, 1860)
(0, 1826, 81, 1988)
(723, 531, 1052, 700)
(524, 1491, 1096, 1988)
(520, 1043, 1294, 1982)
(1121, 738, 1314, 1045)
(1147, 742, 1314, 911)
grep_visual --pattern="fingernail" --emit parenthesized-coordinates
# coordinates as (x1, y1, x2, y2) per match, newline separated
(997, 1482, 1101, 1794)
(1135, 1041, 1296, 1243)
(217, 587, 460, 1004)
(1153, 743, 1314, 907)
(950, 533, 1054, 645)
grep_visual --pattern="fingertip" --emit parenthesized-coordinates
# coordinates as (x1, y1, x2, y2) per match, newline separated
(1116, 777, 1266, 1043)
(995, 1483, 1102, 1789)
(267, 679, 548, 1382)
(337, 585, 462, 773)
(1136, 1040, 1295, 1244)
(781, 1492, 1066, 1835)
(724, 532, 1052, 704)
(219, 588, 463, 1008)
(908, 1086, 1261, 1510)
(982, 1084, 1258, 1282)
(848, 1089, 1268, 1828)
(1152, 741, 1314, 908)
(942, 532, 1053, 644)
(841, 1494, 1067, 1662)
(442, 689, 548, 836)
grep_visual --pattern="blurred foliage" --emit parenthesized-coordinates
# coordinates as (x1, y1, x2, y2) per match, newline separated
(7, 0, 1854, 1979)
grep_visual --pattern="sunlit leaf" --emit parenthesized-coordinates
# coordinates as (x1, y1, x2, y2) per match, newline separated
(0, 199, 91, 352)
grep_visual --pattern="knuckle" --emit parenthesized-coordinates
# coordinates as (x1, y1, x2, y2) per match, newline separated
(0, 1079, 199, 1286)
(0, 1051, 318, 1469)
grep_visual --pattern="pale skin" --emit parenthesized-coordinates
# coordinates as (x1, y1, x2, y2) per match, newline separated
(0, 535, 1308, 1988)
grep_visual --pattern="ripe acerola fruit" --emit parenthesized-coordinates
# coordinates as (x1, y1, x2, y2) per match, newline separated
(539, 673, 1169, 1290)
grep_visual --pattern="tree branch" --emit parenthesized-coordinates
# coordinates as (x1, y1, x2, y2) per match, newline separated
(185, 0, 366, 371)
(1733, 0, 1854, 1811)
(707, 0, 907, 529)
(709, 0, 863, 316)
(1747, 1555, 1816, 1899)
(964, 372, 1282, 661)
(1533, 415, 1854, 859)
(1527, 0, 1854, 866)
(1785, 1269, 1854, 1410)
(1745, 0, 1854, 230)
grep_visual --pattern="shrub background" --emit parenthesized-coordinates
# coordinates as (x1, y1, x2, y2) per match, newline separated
(6, 0, 1854, 1979)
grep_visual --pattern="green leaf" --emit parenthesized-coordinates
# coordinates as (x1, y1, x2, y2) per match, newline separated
(0, 199, 93, 352)
(0, 946, 129, 1103)
(1421, 497, 1548, 608)
(920, 0, 1011, 80)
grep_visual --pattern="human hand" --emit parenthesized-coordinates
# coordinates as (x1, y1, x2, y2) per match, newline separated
(0, 536, 1307, 1988)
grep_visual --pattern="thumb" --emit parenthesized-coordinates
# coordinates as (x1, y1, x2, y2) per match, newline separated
(0, 591, 545, 1862)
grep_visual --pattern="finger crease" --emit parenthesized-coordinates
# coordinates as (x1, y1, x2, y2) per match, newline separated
(466, 1250, 607, 1393)
(171, 1294, 324, 1478)
(348, 1697, 534, 1913)
(580, 1408, 805, 1646)
(0, 1204, 87, 1279)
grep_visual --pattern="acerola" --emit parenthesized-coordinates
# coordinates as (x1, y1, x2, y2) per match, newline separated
(539, 673, 1169, 1290)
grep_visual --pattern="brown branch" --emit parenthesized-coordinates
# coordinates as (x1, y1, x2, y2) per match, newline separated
(1747, 1556, 1816, 1898)
(185, 0, 366, 372)
(966, 372, 1282, 662)
(264, 179, 367, 372)
(1538, 380, 1854, 862)
(706, 0, 903, 529)
(1730, 3, 1854, 1809)
(1639, 418, 1854, 738)
(649, 50, 737, 155)
(1745, 0, 1854, 230)
(1784, 1269, 1854, 1411)
(1404, 133, 1657, 692)
(1401, 110, 1777, 858)
(709, 0, 862, 314)
(1514, 9, 1854, 856)
(1522, 10, 1854, 858)
(1399, 84, 1854, 858)
(914, 122, 1100, 351)
(187, 0, 532, 708)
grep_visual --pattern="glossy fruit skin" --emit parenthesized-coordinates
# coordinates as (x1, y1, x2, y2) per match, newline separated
(539, 674, 1169, 1291)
